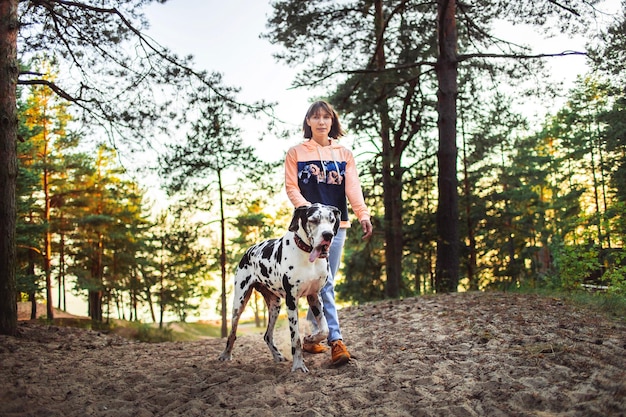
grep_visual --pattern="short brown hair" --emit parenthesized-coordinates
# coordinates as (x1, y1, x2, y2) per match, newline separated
(302, 100, 346, 139)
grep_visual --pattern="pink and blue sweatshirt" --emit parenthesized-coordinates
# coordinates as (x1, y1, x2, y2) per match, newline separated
(285, 138, 370, 229)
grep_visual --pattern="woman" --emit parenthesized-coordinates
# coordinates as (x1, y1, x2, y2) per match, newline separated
(284, 100, 373, 366)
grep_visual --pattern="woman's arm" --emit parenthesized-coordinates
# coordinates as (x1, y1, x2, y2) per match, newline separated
(285, 147, 310, 208)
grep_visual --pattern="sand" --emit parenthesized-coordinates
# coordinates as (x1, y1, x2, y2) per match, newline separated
(1, 292, 625, 416)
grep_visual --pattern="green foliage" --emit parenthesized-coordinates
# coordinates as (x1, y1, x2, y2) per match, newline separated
(551, 241, 601, 290)
(602, 250, 626, 296)
(15, 105, 217, 324)
(337, 218, 386, 304)
(150, 211, 214, 324)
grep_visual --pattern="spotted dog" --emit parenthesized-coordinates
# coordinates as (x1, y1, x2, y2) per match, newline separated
(218, 203, 341, 373)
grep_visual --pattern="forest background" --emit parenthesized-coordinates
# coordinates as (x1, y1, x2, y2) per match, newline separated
(2, 0, 625, 334)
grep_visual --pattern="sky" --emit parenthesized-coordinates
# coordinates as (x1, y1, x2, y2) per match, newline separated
(136, 0, 621, 204)
(141, 0, 620, 131)
(138, 0, 622, 175)
(143, 0, 318, 159)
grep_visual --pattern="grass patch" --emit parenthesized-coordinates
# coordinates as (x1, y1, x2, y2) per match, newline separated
(38, 316, 281, 343)
(38, 316, 113, 332)
(167, 322, 223, 341)
(567, 291, 626, 320)
(110, 321, 226, 342)
(511, 286, 626, 321)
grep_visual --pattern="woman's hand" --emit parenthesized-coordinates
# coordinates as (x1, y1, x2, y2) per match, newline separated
(360, 219, 373, 240)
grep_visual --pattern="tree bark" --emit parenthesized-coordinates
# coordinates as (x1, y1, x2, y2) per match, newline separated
(218, 168, 227, 338)
(0, 0, 19, 336)
(435, 0, 460, 293)
(88, 290, 103, 322)
(374, 0, 402, 298)
(43, 124, 54, 320)
(460, 102, 477, 291)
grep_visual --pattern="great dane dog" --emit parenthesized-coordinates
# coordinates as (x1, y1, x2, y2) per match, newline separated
(218, 203, 341, 372)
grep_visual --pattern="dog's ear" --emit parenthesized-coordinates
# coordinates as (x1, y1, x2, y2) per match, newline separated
(289, 206, 309, 232)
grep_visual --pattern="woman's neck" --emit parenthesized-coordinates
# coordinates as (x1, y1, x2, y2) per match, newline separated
(311, 136, 331, 146)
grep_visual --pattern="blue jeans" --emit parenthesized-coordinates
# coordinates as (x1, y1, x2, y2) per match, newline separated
(307, 228, 346, 343)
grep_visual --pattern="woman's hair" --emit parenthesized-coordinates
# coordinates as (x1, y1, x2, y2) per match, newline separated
(302, 100, 346, 139)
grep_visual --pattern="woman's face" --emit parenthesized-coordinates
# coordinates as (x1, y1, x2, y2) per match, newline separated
(307, 110, 333, 139)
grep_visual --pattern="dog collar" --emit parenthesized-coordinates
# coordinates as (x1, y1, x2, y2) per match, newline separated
(293, 233, 313, 253)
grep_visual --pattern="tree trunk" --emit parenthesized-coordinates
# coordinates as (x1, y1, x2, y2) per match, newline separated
(43, 126, 54, 320)
(589, 126, 603, 248)
(87, 234, 105, 322)
(28, 249, 36, 319)
(460, 102, 477, 291)
(58, 228, 66, 311)
(146, 287, 156, 323)
(374, 0, 402, 298)
(88, 290, 103, 322)
(435, 0, 460, 293)
(159, 249, 164, 329)
(218, 168, 227, 338)
(0, 0, 19, 336)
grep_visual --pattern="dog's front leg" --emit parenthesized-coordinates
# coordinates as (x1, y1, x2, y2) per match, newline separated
(303, 294, 329, 345)
(285, 290, 308, 373)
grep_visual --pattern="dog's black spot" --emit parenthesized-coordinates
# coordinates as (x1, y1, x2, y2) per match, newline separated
(307, 296, 321, 317)
(261, 240, 276, 260)
(283, 274, 296, 311)
(240, 275, 252, 290)
(307, 205, 320, 218)
(260, 262, 270, 278)
(238, 250, 252, 269)
(289, 315, 297, 348)
(288, 265, 294, 270)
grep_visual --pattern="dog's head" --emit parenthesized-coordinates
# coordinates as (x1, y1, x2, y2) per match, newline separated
(289, 203, 341, 262)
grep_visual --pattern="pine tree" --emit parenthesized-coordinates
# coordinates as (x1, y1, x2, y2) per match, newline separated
(20, 60, 72, 319)
(1, 0, 268, 334)
(264, 0, 604, 297)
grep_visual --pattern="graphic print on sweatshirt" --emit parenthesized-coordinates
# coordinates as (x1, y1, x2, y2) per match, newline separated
(298, 160, 345, 185)
(297, 160, 349, 221)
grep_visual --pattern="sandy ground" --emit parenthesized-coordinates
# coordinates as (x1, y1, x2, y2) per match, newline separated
(1, 292, 625, 417)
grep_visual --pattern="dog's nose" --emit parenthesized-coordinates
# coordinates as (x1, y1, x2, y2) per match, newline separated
(322, 231, 334, 242)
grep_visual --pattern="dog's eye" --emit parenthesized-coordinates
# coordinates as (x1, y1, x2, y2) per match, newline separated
(308, 217, 320, 224)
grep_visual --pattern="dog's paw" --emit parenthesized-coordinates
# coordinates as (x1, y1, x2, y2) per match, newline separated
(272, 353, 287, 363)
(217, 352, 232, 362)
(291, 361, 310, 373)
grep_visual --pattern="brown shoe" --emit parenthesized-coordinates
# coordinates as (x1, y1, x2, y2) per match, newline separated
(330, 340, 350, 366)
(303, 342, 329, 354)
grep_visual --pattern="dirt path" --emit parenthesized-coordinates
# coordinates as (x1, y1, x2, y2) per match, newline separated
(1, 292, 625, 416)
